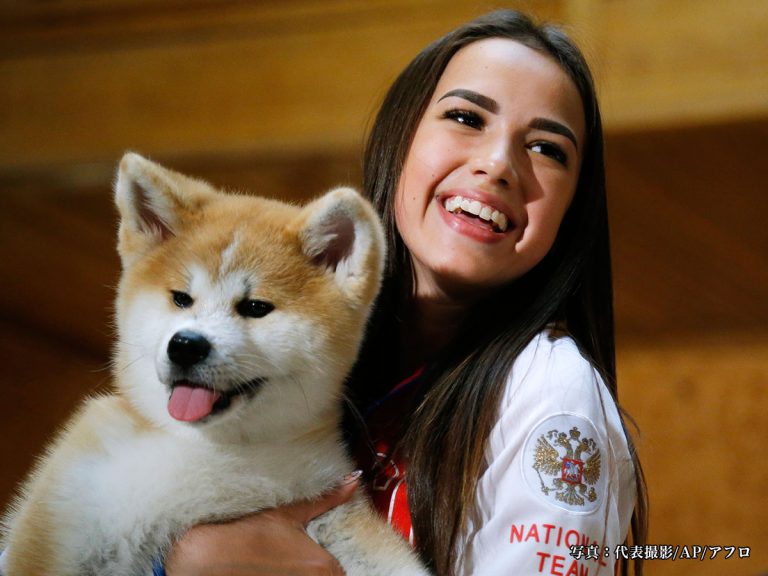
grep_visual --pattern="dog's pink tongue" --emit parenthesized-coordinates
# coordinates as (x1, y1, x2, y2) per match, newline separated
(168, 385, 221, 422)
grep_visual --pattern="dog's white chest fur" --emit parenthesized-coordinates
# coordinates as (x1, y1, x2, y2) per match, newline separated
(46, 405, 348, 574)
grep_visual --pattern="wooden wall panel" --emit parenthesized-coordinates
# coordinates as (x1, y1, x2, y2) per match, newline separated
(607, 120, 768, 340)
(618, 336, 768, 575)
(0, 0, 561, 174)
(0, 189, 119, 355)
(3, 0, 767, 179)
(567, 0, 768, 130)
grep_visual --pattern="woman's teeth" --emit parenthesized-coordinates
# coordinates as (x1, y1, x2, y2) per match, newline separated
(443, 196, 509, 232)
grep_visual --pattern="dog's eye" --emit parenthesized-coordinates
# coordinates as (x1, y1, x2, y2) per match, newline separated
(171, 290, 194, 309)
(236, 299, 274, 319)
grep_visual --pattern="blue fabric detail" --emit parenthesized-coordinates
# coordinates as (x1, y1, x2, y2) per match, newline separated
(152, 557, 166, 576)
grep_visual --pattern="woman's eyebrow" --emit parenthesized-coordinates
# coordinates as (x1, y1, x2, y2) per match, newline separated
(437, 89, 499, 113)
(529, 118, 579, 151)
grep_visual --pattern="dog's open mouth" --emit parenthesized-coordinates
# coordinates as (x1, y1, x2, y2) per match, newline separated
(167, 379, 264, 423)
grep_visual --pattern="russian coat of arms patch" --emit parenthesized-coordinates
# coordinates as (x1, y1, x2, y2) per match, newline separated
(522, 414, 606, 513)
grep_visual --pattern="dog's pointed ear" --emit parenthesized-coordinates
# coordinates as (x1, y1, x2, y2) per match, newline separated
(114, 152, 214, 267)
(296, 187, 386, 304)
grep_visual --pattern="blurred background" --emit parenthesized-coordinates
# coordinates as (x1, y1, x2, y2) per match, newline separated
(1, 0, 766, 573)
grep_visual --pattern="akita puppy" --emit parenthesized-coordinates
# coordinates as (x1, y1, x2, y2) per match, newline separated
(0, 153, 428, 576)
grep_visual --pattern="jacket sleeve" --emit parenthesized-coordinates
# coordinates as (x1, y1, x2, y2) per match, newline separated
(457, 333, 636, 576)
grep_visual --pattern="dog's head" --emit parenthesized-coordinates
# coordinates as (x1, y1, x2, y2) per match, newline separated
(113, 152, 385, 442)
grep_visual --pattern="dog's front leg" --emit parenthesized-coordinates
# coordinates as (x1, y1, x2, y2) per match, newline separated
(306, 491, 430, 576)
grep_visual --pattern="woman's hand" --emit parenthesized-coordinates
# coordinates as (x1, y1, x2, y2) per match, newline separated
(165, 473, 361, 576)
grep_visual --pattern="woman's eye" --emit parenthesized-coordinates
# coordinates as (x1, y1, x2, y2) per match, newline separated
(442, 109, 484, 130)
(529, 142, 568, 166)
(171, 290, 194, 309)
(236, 299, 275, 319)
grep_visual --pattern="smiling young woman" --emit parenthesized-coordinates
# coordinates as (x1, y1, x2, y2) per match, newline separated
(394, 38, 585, 298)
(355, 10, 648, 575)
(158, 9, 648, 576)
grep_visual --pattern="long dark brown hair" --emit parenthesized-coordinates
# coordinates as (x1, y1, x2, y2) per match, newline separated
(351, 9, 648, 575)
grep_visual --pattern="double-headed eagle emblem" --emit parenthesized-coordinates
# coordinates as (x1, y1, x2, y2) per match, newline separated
(532, 426, 601, 507)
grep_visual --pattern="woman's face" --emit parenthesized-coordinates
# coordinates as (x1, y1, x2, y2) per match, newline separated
(395, 38, 586, 300)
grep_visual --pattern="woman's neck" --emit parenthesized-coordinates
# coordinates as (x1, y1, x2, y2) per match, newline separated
(396, 284, 476, 378)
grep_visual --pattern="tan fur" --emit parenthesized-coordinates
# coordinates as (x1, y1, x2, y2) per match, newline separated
(1, 153, 428, 576)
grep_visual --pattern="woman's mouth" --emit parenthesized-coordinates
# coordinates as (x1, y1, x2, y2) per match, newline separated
(442, 195, 511, 233)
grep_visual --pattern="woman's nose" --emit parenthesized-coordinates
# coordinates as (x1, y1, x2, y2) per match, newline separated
(469, 139, 517, 188)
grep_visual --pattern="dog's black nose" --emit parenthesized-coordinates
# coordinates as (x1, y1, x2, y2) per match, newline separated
(167, 330, 211, 368)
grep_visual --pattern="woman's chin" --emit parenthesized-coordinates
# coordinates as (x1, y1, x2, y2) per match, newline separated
(412, 262, 515, 303)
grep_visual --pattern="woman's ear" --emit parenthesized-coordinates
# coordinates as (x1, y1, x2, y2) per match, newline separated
(296, 187, 386, 306)
(114, 152, 215, 267)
